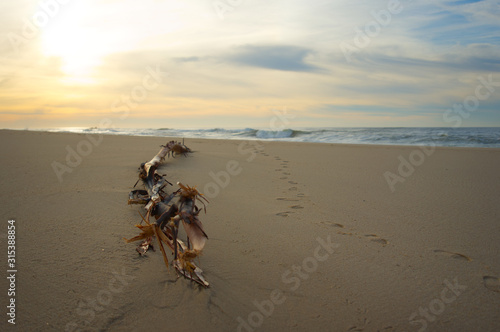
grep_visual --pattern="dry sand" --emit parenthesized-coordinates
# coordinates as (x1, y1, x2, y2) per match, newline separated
(1, 129, 499, 331)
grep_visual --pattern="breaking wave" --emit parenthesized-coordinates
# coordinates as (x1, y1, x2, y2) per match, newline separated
(36, 127, 500, 148)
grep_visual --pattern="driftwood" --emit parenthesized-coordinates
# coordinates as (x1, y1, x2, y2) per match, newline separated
(124, 140, 209, 287)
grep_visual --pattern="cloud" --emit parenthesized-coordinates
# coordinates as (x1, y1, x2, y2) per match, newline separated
(449, 0, 484, 5)
(174, 56, 201, 63)
(350, 51, 500, 73)
(226, 44, 323, 73)
(406, 0, 500, 45)
(1, 0, 500, 128)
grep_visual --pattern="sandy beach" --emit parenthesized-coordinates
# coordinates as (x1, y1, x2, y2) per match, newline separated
(1, 129, 499, 331)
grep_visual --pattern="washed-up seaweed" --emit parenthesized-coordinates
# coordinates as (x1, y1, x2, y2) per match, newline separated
(124, 140, 209, 287)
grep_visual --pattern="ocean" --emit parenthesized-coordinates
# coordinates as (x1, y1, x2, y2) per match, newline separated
(36, 127, 500, 148)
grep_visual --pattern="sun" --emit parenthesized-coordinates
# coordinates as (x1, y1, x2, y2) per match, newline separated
(39, 1, 194, 84)
(40, 3, 109, 84)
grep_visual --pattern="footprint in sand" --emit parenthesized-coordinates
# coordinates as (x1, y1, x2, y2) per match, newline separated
(275, 168, 282, 171)
(320, 222, 344, 228)
(371, 238, 389, 245)
(433, 249, 472, 262)
(483, 276, 500, 293)
(288, 187, 298, 191)
(364, 234, 389, 246)
(280, 176, 288, 180)
(290, 205, 304, 209)
(276, 212, 291, 217)
(282, 172, 291, 175)
(276, 197, 299, 201)
(288, 181, 298, 184)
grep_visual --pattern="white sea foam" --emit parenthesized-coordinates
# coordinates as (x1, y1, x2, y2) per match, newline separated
(33, 127, 500, 148)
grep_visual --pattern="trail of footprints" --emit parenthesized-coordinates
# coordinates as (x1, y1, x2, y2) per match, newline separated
(262, 150, 500, 294)
(322, 222, 500, 294)
(271, 155, 306, 217)
(322, 223, 500, 293)
(270, 154, 391, 247)
(318, 221, 390, 247)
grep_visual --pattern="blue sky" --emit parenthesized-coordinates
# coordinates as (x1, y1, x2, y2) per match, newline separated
(0, 0, 499, 128)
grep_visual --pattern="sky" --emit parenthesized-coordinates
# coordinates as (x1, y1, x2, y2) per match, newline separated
(1, 0, 500, 129)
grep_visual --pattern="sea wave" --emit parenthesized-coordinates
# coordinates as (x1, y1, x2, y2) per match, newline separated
(34, 127, 500, 148)
(255, 129, 294, 139)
